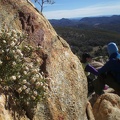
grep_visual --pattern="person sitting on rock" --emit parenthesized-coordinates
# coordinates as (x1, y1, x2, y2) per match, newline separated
(81, 53, 98, 94)
(93, 42, 120, 96)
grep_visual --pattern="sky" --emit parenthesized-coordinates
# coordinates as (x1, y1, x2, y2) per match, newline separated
(30, 0, 120, 19)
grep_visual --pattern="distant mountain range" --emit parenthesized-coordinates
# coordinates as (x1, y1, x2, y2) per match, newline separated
(49, 15, 120, 32)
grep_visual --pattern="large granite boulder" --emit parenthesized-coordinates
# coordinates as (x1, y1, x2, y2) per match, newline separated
(93, 93, 120, 120)
(0, 0, 88, 120)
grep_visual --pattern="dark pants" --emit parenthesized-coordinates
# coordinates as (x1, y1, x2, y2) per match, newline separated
(93, 73, 120, 95)
(87, 76, 94, 94)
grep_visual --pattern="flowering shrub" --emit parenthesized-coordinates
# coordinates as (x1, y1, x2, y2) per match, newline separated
(0, 25, 49, 109)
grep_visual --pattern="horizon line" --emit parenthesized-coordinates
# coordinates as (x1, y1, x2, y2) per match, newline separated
(48, 14, 120, 20)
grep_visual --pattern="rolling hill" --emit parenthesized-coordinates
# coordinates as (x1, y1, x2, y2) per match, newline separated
(49, 15, 120, 32)
(49, 15, 120, 58)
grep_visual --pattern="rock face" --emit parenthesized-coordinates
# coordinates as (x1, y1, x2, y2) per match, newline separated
(93, 93, 120, 120)
(0, 95, 12, 120)
(0, 0, 88, 120)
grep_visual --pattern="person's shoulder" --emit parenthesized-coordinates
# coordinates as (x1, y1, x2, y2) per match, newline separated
(108, 58, 120, 64)
(108, 58, 116, 62)
(103, 59, 113, 65)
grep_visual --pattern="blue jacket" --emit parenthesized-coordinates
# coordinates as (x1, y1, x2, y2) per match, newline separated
(98, 52, 120, 83)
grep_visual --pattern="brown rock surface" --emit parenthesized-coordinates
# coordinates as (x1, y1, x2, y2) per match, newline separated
(0, 95, 12, 120)
(0, 94, 29, 120)
(86, 102, 95, 120)
(93, 93, 120, 120)
(0, 0, 88, 120)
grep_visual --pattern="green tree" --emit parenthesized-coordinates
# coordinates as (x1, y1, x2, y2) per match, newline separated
(34, 0, 55, 12)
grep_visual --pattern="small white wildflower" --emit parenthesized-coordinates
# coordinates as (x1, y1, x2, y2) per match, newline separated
(25, 46, 30, 51)
(44, 83, 48, 87)
(11, 37, 14, 40)
(10, 76, 16, 80)
(46, 77, 51, 81)
(43, 85, 47, 90)
(25, 88, 30, 94)
(22, 85, 27, 90)
(31, 78, 36, 83)
(26, 82, 30, 86)
(39, 74, 43, 79)
(3, 40, 6, 43)
(6, 32, 11, 37)
(13, 34, 18, 38)
(1, 50, 4, 53)
(17, 87, 22, 93)
(16, 49, 22, 54)
(12, 29, 16, 34)
(25, 45, 28, 48)
(23, 71, 27, 75)
(28, 63, 33, 68)
(14, 46, 18, 50)
(36, 58, 40, 63)
(36, 82, 40, 87)
(29, 45, 33, 49)
(22, 79, 27, 84)
(10, 41, 15, 47)
(18, 59, 22, 62)
(12, 50, 15, 53)
(4, 86, 9, 90)
(44, 92, 48, 96)
(41, 72, 44, 75)
(17, 32, 21, 37)
(5, 28, 9, 32)
(6, 49, 9, 52)
(1, 29, 5, 33)
(31, 95, 35, 100)
(40, 82, 43, 86)
(20, 53, 23, 57)
(12, 61, 16, 66)
(26, 102, 29, 105)
(34, 69, 38, 73)
(33, 91, 38, 96)
(35, 74, 39, 78)
(13, 38, 17, 42)
(37, 46, 43, 49)
(0, 60, 3, 65)
(44, 86, 48, 91)
(15, 50, 23, 57)
(17, 75, 21, 79)
(36, 68, 40, 72)
(14, 55, 19, 59)
(24, 66, 29, 71)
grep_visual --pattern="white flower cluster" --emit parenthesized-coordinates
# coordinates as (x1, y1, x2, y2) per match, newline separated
(16, 63, 49, 101)
(0, 25, 50, 106)
(0, 28, 24, 67)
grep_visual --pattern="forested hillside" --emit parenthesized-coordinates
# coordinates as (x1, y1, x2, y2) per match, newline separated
(49, 15, 120, 58)
(54, 26, 120, 58)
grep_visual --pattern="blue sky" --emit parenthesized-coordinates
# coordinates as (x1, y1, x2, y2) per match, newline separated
(30, 0, 120, 19)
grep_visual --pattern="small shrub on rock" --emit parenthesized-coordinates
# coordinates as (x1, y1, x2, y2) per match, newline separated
(0, 24, 49, 112)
